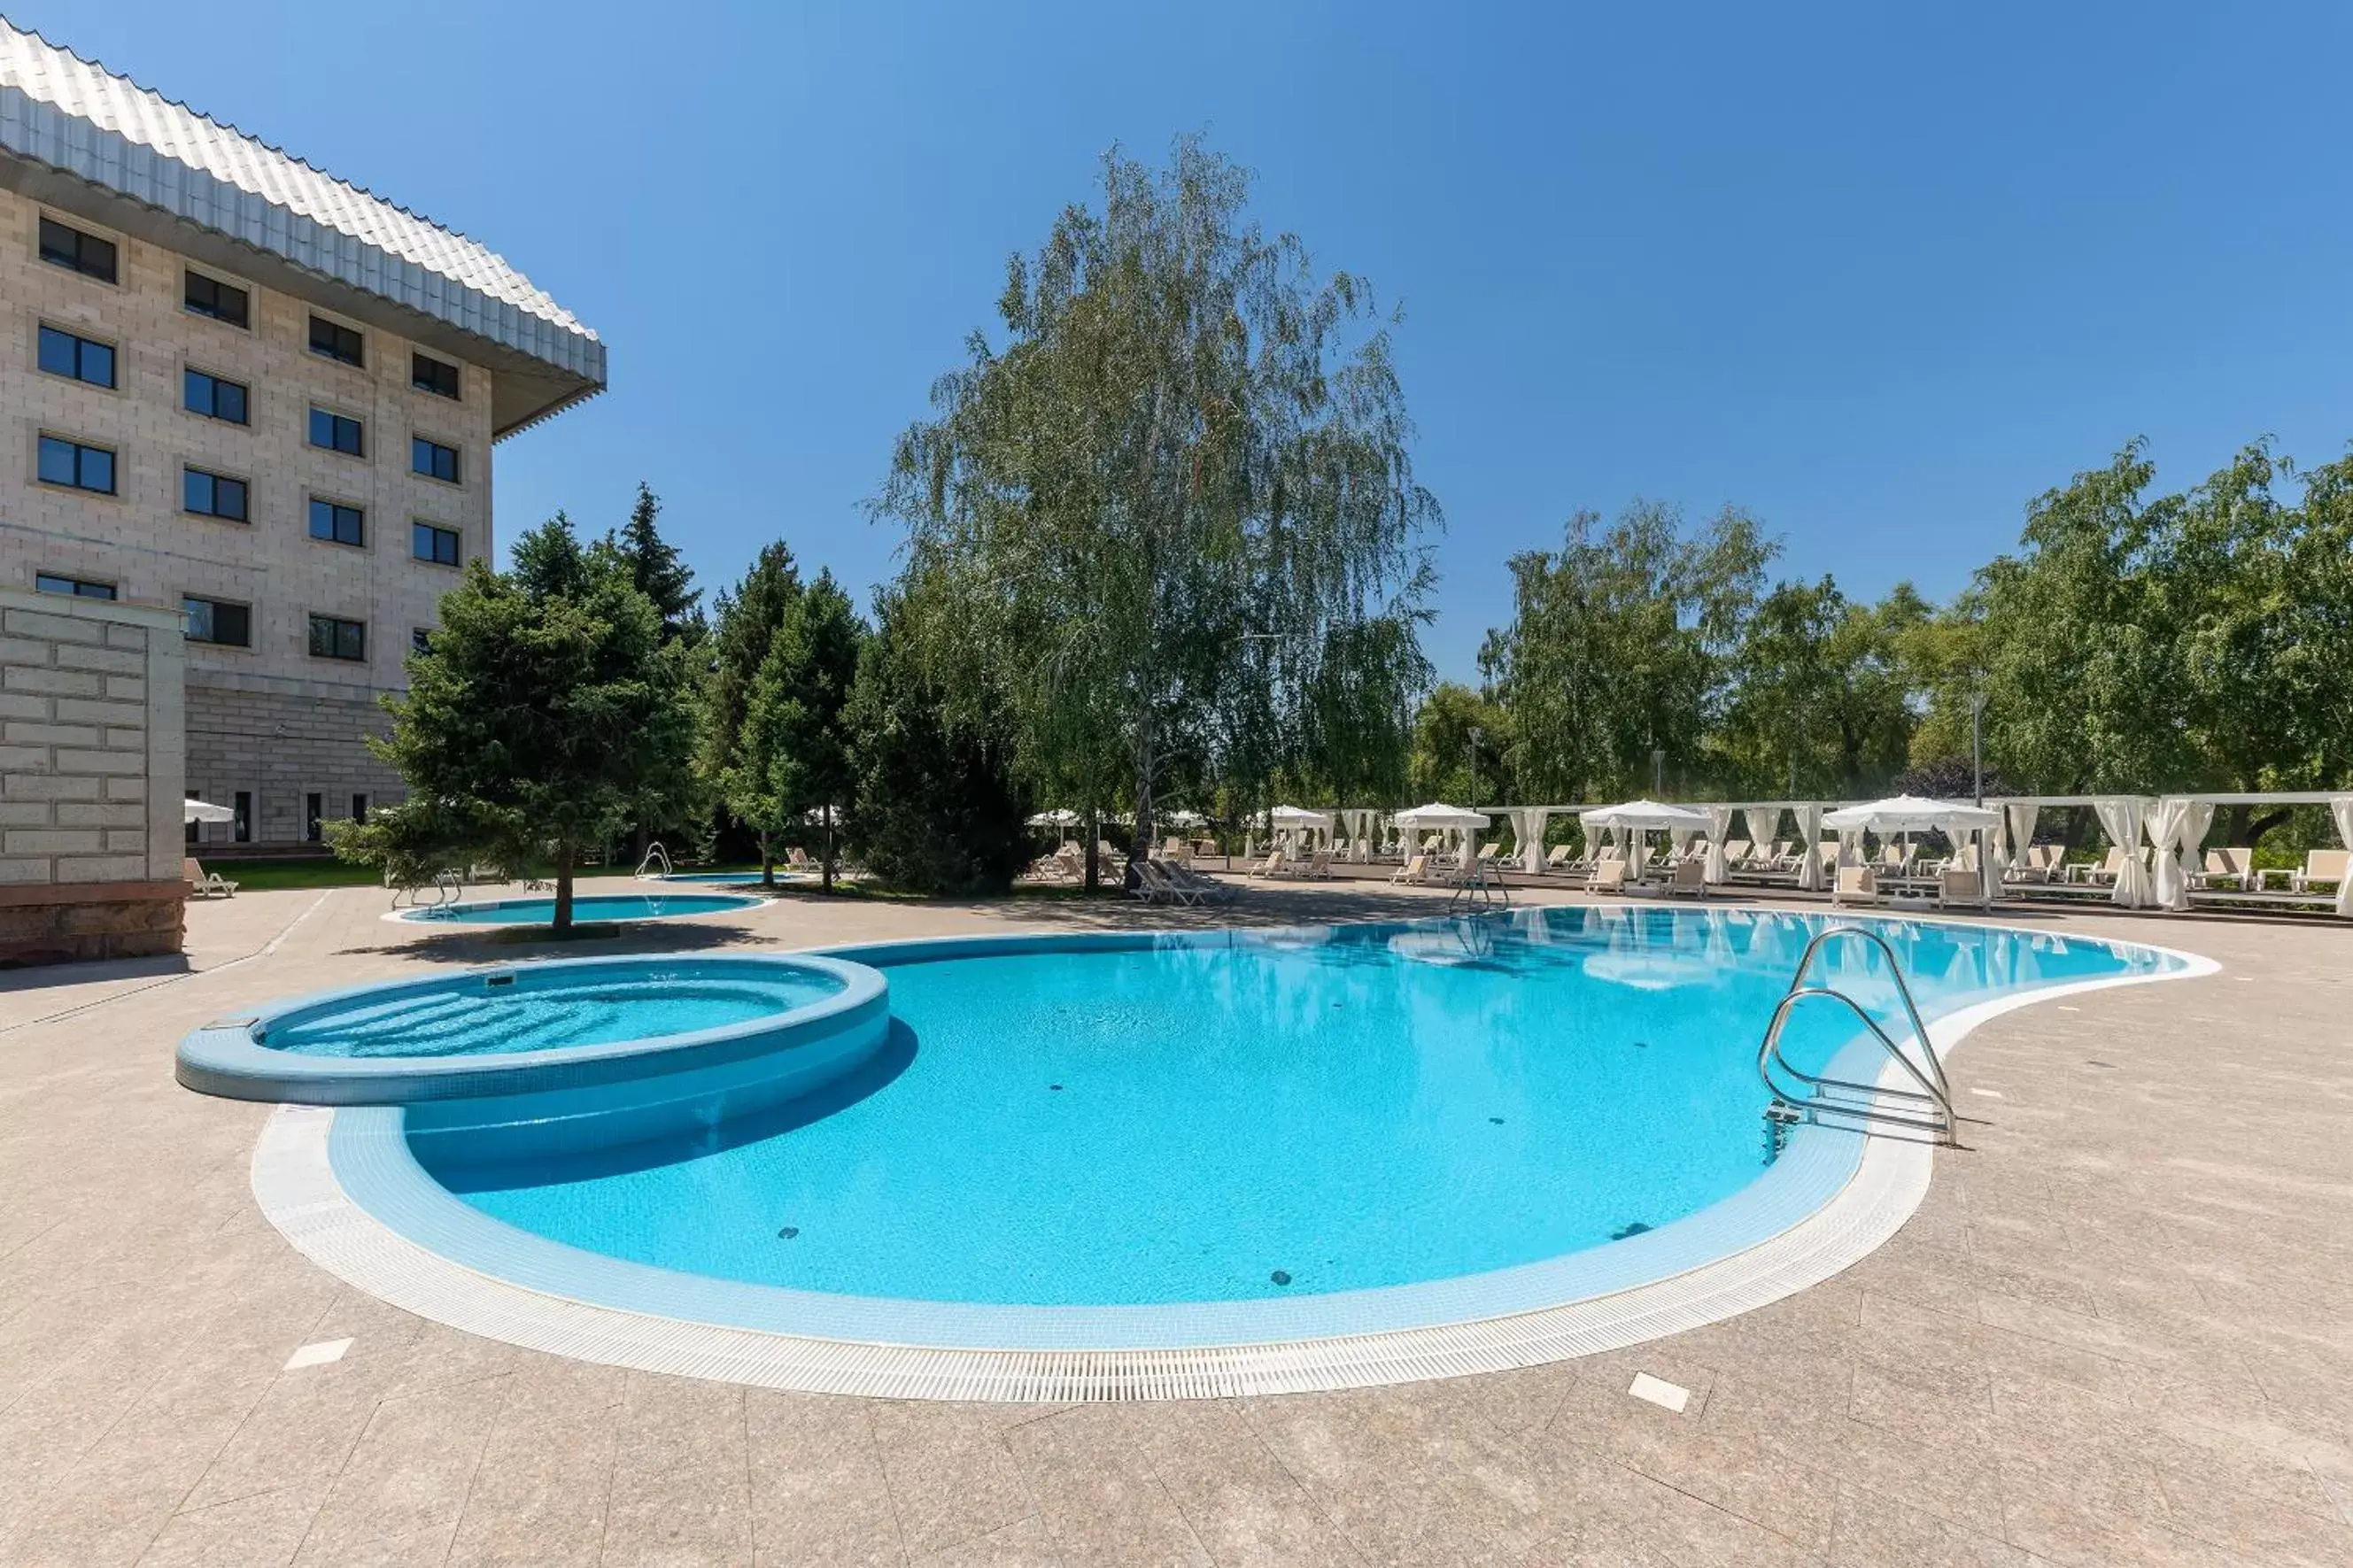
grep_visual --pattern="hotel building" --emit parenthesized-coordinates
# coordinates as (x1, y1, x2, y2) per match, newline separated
(2, 19, 603, 849)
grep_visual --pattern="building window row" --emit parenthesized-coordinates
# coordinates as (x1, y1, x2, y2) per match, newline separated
(35, 573, 115, 600)
(39, 214, 468, 406)
(31, 578, 383, 670)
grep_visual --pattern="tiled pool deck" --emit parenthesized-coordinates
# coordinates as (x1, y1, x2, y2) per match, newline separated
(1, 880, 2348, 1565)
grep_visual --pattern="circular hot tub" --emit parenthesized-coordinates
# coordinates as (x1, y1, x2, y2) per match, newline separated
(175, 954, 889, 1136)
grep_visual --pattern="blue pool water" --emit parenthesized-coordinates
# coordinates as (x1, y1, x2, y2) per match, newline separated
(266, 967, 848, 1059)
(407, 892, 761, 924)
(409, 908, 2173, 1308)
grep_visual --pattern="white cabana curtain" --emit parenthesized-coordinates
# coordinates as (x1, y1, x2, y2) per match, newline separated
(2005, 804, 2040, 873)
(2092, 796, 2154, 908)
(1512, 807, 1554, 872)
(1702, 805, 1735, 883)
(1795, 802, 1825, 890)
(2144, 798, 2213, 912)
(1741, 807, 1778, 863)
(1668, 826, 1696, 863)
(2334, 796, 2353, 918)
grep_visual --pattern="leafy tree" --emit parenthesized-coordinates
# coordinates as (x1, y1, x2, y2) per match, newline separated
(1715, 577, 1927, 796)
(877, 137, 1437, 884)
(330, 517, 695, 931)
(1484, 501, 1771, 800)
(608, 483, 704, 644)
(724, 572, 865, 888)
(1408, 682, 1513, 806)
(846, 589, 1037, 894)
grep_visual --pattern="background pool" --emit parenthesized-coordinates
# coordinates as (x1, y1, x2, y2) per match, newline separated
(407, 892, 760, 924)
(414, 909, 2171, 1308)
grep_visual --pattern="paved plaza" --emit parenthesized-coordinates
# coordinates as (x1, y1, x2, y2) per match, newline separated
(2, 881, 2349, 1566)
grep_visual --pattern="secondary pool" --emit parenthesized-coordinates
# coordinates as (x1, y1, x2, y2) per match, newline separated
(654, 871, 807, 886)
(394, 892, 763, 925)
(176, 954, 886, 1108)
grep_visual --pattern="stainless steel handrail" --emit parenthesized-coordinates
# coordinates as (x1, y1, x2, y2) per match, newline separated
(1756, 924, 1955, 1144)
(634, 841, 674, 878)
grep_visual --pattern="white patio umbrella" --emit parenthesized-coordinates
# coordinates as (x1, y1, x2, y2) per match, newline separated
(1165, 808, 1208, 829)
(1821, 794, 2000, 908)
(1025, 808, 1080, 841)
(1580, 799, 1711, 877)
(182, 798, 236, 824)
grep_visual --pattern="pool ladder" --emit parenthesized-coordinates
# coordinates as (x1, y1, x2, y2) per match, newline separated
(635, 842, 674, 878)
(1756, 926, 1957, 1146)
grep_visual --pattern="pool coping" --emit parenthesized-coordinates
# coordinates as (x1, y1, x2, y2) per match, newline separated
(180, 952, 885, 1104)
(381, 890, 770, 926)
(248, 913, 2218, 1400)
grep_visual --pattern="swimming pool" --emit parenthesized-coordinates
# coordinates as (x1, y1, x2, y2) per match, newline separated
(392, 891, 763, 925)
(251, 908, 2203, 1397)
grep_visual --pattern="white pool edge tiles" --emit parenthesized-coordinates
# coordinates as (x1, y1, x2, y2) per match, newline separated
(248, 921, 2218, 1400)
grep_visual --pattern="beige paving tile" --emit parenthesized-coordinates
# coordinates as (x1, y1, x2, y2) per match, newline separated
(601, 1454, 754, 1566)
(871, 1402, 1033, 1562)
(132, 1483, 328, 1568)
(284, 1372, 507, 1565)
(1826, 1483, 2035, 1568)
(745, 1391, 903, 1568)
(1126, 1400, 1363, 1567)
(443, 1396, 615, 1567)
(908, 1515, 1058, 1568)
(1002, 1404, 1208, 1567)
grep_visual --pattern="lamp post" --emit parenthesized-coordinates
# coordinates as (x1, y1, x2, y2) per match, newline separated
(1467, 725, 1482, 810)
(1970, 689, 1988, 806)
(1652, 746, 1665, 798)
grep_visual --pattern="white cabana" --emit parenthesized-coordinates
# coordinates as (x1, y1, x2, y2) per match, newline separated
(1822, 794, 2001, 908)
(1267, 805, 1334, 854)
(182, 798, 236, 824)
(1580, 799, 1711, 878)
(1393, 802, 1491, 861)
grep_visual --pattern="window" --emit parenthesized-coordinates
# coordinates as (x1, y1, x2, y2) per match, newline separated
(308, 498, 365, 547)
(309, 315, 363, 366)
(37, 325, 115, 389)
(36, 436, 116, 495)
(234, 791, 252, 844)
(412, 352, 461, 399)
(412, 521, 461, 566)
(308, 406, 364, 457)
(411, 436, 461, 484)
(183, 467, 250, 522)
(38, 216, 116, 282)
(183, 368, 249, 424)
(352, 794, 368, 823)
(305, 793, 322, 842)
(36, 573, 116, 600)
(184, 270, 249, 328)
(411, 627, 434, 653)
(183, 596, 252, 647)
(308, 614, 366, 661)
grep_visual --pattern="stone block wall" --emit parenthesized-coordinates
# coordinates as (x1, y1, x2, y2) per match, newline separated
(0, 586, 187, 963)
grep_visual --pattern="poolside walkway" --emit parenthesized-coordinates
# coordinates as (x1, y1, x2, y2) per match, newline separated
(2, 881, 2349, 1566)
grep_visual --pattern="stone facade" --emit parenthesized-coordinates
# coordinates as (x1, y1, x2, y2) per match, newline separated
(0, 183, 493, 845)
(0, 585, 186, 962)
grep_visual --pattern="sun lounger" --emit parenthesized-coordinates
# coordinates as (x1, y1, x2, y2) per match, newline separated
(1586, 861, 1627, 894)
(1666, 857, 1708, 899)
(1939, 869, 1982, 907)
(1246, 850, 1286, 879)
(1389, 854, 1429, 884)
(1544, 844, 1575, 872)
(1718, 839, 1752, 870)
(2290, 848, 2349, 892)
(1835, 865, 1880, 905)
(184, 857, 237, 898)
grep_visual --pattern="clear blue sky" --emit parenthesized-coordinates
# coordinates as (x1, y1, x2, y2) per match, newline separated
(23, 1, 2353, 678)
